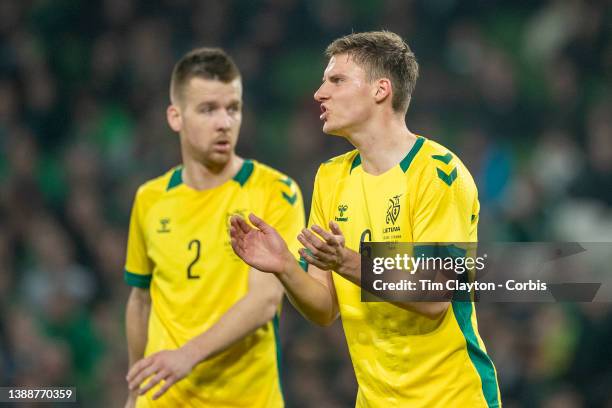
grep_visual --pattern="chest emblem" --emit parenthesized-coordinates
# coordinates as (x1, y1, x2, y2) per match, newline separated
(386, 195, 402, 225)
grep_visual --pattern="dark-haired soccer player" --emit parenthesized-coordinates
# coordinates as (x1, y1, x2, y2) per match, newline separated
(230, 31, 501, 407)
(124, 48, 304, 407)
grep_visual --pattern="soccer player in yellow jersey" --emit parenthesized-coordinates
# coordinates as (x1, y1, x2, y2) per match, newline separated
(123, 48, 304, 407)
(230, 31, 501, 407)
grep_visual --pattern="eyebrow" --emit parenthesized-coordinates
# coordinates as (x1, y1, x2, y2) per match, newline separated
(196, 101, 217, 108)
(196, 99, 241, 108)
(322, 73, 344, 81)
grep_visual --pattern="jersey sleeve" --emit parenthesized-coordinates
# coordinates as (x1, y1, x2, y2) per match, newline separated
(124, 187, 153, 288)
(307, 166, 327, 229)
(264, 176, 305, 261)
(412, 163, 478, 258)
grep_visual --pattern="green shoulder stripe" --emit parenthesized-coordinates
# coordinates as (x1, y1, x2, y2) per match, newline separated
(400, 136, 425, 172)
(277, 177, 293, 187)
(124, 270, 152, 288)
(233, 160, 254, 187)
(350, 154, 361, 174)
(282, 192, 297, 205)
(437, 167, 457, 186)
(166, 167, 183, 191)
(432, 152, 453, 164)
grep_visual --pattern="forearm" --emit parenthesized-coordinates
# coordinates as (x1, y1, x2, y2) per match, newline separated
(182, 292, 279, 365)
(339, 249, 449, 319)
(277, 261, 337, 326)
(228, 213, 337, 325)
(126, 290, 151, 367)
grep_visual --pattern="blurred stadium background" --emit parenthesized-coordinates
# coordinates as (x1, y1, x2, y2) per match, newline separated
(0, 0, 611, 406)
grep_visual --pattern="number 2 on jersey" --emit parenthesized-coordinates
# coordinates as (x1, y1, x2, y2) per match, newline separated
(187, 239, 201, 279)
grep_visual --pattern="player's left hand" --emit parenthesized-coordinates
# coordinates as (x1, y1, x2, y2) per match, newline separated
(298, 221, 349, 272)
(126, 348, 195, 400)
(230, 213, 295, 275)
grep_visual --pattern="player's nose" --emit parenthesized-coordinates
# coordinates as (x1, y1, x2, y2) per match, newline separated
(215, 110, 233, 130)
(314, 83, 328, 102)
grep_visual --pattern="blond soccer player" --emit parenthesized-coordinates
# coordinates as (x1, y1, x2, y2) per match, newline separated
(230, 31, 501, 408)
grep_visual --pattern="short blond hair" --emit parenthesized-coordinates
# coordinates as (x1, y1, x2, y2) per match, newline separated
(326, 31, 419, 113)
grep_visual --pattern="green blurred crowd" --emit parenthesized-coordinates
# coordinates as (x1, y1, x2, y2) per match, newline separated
(0, 1, 610, 406)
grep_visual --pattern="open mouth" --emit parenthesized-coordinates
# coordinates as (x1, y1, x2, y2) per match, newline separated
(319, 104, 328, 120)
(212, 139, 231, 152)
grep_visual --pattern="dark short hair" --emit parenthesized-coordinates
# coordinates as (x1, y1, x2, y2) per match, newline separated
(170, 47, 240, 102)
(326, 31, 419, 113)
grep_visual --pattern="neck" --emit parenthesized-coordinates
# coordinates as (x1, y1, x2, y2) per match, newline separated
(346, 113, 417, 175)
(182, 154, 243, 190)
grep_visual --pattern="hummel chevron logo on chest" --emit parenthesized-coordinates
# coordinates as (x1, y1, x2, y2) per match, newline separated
(157, 218, 171, 233)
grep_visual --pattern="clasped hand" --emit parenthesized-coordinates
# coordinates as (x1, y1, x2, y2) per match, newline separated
(297, 221, 348, 272)
(230, 214, 349, 274)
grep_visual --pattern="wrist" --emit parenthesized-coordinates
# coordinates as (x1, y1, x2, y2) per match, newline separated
(182, 340, 206, 366)
(279, 251, 298, 278)
(336, 247, 359, 277)
(277, 255, 303, 288)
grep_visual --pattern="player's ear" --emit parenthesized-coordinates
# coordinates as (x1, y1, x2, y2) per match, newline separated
(373, 78, 392, 104)
(167, 104, 182, 132)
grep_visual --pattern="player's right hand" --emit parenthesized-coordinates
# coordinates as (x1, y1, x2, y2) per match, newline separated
(230, 213, 295, 275)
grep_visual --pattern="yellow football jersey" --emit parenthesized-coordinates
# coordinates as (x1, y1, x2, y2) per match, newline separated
(309, 137, 501, 408)
(124, 159, 304, 407)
